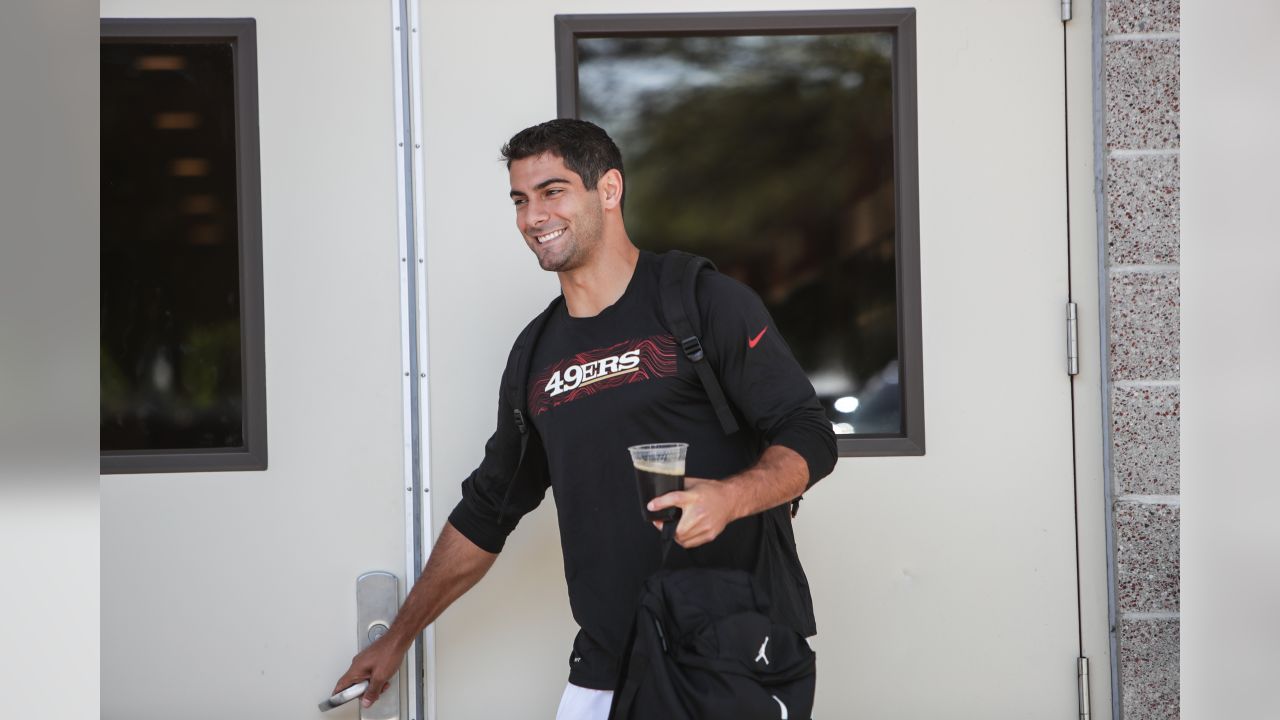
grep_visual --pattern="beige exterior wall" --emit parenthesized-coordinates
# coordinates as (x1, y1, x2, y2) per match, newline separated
(1182, 2, 1280, 715)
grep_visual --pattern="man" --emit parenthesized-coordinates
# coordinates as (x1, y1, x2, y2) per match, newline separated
(332, 119, 836, 719)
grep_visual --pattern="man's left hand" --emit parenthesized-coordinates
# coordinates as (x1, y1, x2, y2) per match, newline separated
(649, 477, 740, 549)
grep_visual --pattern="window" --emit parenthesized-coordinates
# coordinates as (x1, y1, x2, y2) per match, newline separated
(101, 19, 266, 473)
(557, 10, 924, 456)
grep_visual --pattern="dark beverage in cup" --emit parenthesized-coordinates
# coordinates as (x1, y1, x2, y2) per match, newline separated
(633, 464, 684, 522)
(627, 443, 688, 524)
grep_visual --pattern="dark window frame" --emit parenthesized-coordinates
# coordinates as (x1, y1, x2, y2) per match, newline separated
(555, 9, 925, 457)
(100, 18, 267, 473)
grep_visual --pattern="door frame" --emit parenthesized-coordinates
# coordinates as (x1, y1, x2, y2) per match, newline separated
(391, 0, 435, 718)
(1067, 3, 1114, 716)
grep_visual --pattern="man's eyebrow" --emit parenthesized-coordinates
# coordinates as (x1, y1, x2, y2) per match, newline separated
(510, 177, 573, 198)
(533, 177, 573, 191)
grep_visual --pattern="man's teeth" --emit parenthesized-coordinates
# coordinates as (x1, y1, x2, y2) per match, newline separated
(537, 228, 565, 244)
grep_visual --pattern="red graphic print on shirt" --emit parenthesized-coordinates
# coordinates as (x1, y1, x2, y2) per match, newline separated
(529, 335, 678, 416)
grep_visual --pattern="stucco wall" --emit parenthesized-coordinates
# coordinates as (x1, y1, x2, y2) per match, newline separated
(1099, 0, 1180, 717)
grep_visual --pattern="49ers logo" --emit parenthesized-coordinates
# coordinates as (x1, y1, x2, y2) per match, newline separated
(544, 349, 642, 397)
(529, 335, 678, 416)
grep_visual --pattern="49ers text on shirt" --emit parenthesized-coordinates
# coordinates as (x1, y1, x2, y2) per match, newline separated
(529, 335, 678, 416)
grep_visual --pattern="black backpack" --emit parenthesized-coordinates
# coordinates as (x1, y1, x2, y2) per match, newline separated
(606, 523, 817, 720)
(496, 250, 817, 635)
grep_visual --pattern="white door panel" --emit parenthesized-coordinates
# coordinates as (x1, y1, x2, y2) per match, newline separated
(423, 1, 1089, 719)
(101, 2, 407, 718)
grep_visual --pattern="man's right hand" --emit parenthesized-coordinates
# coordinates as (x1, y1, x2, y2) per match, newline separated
(331, 631, 410, 708)
(326, 523, 498, 708)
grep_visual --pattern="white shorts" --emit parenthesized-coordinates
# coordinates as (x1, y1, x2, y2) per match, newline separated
(555, 682, 614, 720)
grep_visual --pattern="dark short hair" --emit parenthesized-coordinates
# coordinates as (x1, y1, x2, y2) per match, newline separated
(501, 119, 625, 203)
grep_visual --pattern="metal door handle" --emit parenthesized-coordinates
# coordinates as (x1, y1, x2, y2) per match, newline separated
(357, 571, 401, 720)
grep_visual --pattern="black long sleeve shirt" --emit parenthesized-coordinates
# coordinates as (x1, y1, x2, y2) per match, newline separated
(449, 250, 837, 688)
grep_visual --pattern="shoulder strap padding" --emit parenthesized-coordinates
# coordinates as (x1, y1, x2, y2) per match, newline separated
(659, 251, 740, 436)
(506, 294, 564, 426)
(495, 294, 562, 525)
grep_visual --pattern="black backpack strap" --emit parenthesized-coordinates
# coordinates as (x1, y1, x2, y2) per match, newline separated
(606, 618, 647, 720)
(495, 295, 562, 525)
(660, 251, 803, 516)
(606, 652, 646, 720)
(659, 519, 677, 567)
(658, 251, 740, 436)
(505, 294, 562, 434)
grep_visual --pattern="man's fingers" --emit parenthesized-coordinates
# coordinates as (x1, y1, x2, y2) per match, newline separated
(649, 478, 714, 512)
(332, 671, 363, 696)
(360, 671, 394, 702)
(673, 506, 719, 548)
(647, 490, 687, 512)
(673, 511, 698, 547)
(361, 679, 382, 708)
(674, 520, 694, 546)
(675, 526, 713, 549)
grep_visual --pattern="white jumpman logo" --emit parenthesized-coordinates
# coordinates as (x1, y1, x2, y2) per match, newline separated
(755, 635, 770, 665)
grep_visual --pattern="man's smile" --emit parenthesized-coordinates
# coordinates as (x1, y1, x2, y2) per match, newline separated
(534, 227, 566, 245)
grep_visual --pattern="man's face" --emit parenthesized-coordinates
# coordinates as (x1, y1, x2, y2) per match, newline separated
(508, 152, 605, 273)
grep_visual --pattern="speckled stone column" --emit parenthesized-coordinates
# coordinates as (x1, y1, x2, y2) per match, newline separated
(1100, 1, 1180, 718)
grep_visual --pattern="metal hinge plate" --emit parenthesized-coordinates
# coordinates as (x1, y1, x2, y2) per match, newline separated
(1078, 656, 1091, 720)
(1066, 302, 1080, 376)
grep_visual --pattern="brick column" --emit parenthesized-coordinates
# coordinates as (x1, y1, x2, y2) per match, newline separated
(1101, 1, 1180, 718)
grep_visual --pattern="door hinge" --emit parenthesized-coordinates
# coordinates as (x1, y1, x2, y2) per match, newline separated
(1066, 302, 1080, 376)
(1077, 656, 1091, 720)
(1061, 0, 1072, 22)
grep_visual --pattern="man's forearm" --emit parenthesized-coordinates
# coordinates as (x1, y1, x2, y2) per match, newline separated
(648, 444, 811, 548)
(384, 521, 498, 650)
(722, 444, 809, 522)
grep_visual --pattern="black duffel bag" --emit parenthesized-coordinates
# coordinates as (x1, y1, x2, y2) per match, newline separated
(607, 523, 816, 720)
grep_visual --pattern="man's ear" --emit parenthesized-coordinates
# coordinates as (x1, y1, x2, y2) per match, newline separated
(598, 168, 624, 210)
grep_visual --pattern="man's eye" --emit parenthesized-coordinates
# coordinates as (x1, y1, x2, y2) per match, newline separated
(546, 188, 562, 196)
(512, 198, 527, 206)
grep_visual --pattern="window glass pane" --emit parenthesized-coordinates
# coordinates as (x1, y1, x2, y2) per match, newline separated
(101, 41, 245, 451)
(578, 33, 900, 435)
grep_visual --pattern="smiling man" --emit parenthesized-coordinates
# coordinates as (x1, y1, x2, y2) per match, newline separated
(511, 150, 606, 273)
(332, 119, 836, 720)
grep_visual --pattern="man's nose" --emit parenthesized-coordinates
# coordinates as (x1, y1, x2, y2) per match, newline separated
(525, 197, 549, 228)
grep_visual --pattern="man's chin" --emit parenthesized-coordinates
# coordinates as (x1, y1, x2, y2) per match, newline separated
(537, 253, 562, 272)
(538, 250, 580, 273)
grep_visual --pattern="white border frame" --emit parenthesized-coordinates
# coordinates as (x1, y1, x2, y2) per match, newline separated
(391, 0, 434, 718)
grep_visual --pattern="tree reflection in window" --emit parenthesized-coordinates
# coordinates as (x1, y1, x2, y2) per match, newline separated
(578, 33, 900, 435)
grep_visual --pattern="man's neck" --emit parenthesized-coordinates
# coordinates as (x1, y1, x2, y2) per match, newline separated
(558, 240, 640, 318)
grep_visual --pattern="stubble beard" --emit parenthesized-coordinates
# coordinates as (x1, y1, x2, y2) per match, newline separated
(537, 201, 603, 273)
(537, 236, 580, 272)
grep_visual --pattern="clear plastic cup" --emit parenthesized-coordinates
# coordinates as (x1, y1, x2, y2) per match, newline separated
(627, 443, 688, 523)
